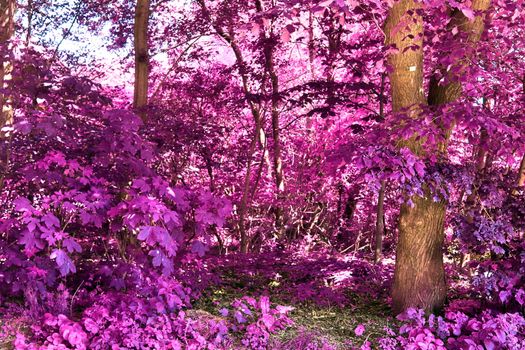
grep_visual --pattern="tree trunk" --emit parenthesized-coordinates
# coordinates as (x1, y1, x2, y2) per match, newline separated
(374, 180, 386, 263)
(0, 0, 15, 187)
(204, 153, 215, 193)
(238, 129, 259, 253)
(198, 0, 267, 252)
(26, 0, 33, 45)
(374, 74, 387, 263)
(429, 0, 491, 277)
(307, 10, 316, 80)
(0, 0, 15, 127)
(465, 128, 488, 210)
(133, 0, 150, 121)
(387, 0, 491, 315)
(385, 0, 447, 314)
(516, 77, 525, 191)
(394, 195, 447, 313)
(518, 154, 525, 188)
(428, 0, 491, 109)
(263, 37, 285, 231)
(257, 0, 285, 232)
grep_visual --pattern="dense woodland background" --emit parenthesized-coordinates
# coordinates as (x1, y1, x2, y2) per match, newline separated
(0, 0, 525, 349)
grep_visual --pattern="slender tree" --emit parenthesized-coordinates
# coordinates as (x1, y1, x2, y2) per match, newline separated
(197, 0, 265, 252)
(374, 73, 386, 263)
(0, 0, 15, 127)
(256, 0, 285, 232)
(515, 75, 525, 191)
(134, 0, 150, 121)
(0, 0, 15, 187)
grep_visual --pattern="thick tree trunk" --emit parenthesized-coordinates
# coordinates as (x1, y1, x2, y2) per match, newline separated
(385, 0, 447, 314)
(133, 0, 150, 121)
(394, 196, 446, 313)
(387, 0, 491, 315)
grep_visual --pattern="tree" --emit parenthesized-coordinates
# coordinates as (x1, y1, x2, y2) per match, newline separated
(134, 0, 150, 121)
(387, 0, 491, 314)
(374, 73, 386, 264)
(0, 0, 15, 186)
(385, 0, 446, 315)
(256, 0, 285, 232)
(0, 0, 15, 128)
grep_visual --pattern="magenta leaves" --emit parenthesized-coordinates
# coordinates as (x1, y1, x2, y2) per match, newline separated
(378, 306, 525, 350)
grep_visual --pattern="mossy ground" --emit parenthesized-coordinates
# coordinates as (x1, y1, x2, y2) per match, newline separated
(194, 266, 395, 349)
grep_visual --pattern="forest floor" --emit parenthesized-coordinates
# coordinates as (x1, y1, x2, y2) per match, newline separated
(194, 251, 396, 348)
(0, 249, 477, 349)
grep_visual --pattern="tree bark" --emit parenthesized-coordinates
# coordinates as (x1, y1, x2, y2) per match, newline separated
(387, 0, 491, 314)
(26, 0, 33, 45)
(374, 180, 386, 263)
(238, 127, 259, 253)
(374, 73, 387, 263)
(133, 0, 150, 121)
(0, 0, 15, 127)
(465, 128, 488, 211)
(256, 0, 285, 232)
(428, 0, 491, 108)
(385, 0, 447, 314)
(0, 0, 15, 187)
(517, 155, 525, 188)
(516, 76, 525, 191)
(307, 10, 316, 80)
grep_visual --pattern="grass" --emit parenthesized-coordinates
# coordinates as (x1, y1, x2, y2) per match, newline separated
(280, 296, 392, 344)
(193, 267, 395, 349)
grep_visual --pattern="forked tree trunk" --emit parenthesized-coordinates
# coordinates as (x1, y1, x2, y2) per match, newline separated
(385, 0, 447, 314)
(133, 0, 150, 121)
(387, 0, 491, 314)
